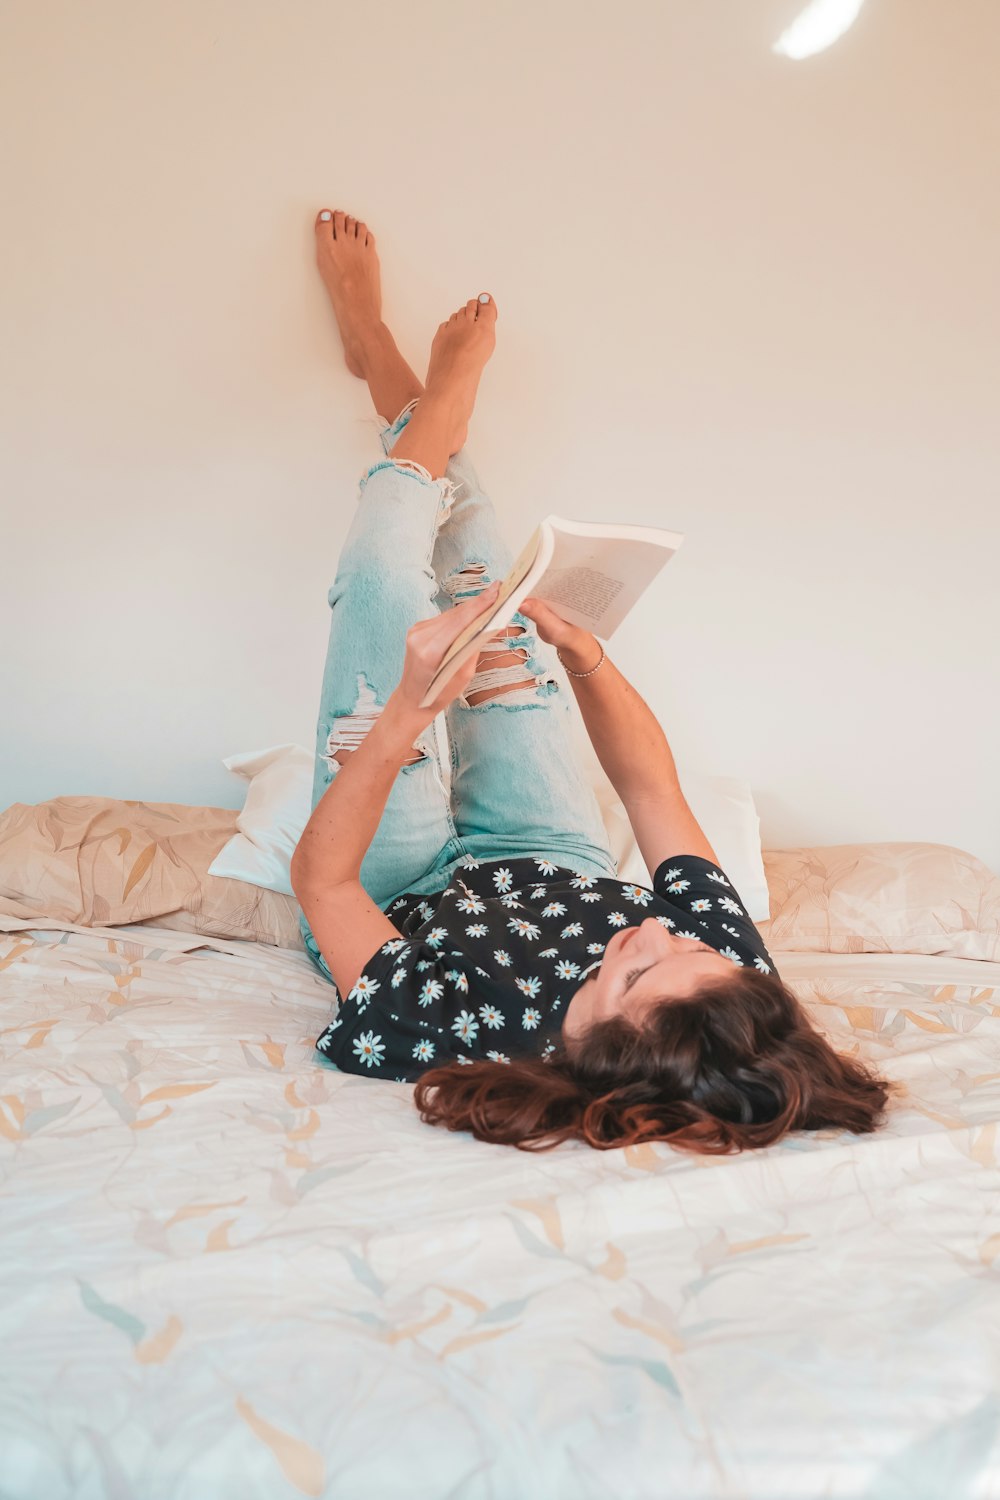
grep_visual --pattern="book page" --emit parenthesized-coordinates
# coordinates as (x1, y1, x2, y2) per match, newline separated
(532, 524, 680, 636)
(532, 566, 625, 623)
(418, 515, 682, 708)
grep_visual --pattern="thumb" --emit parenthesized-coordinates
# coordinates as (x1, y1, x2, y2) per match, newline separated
(519, 596, 582, 650)
(447, 580, 501, 623)
(468, 580, 501, 606)
(520, 595, 562, 633)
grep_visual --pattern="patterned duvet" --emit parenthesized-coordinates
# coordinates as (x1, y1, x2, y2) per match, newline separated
(2, 919, 999, 1500)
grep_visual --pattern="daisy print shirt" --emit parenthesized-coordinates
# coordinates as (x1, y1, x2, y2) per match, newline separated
(314, 854, 777, 1083)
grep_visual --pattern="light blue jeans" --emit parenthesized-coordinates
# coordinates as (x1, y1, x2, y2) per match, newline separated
(299, 400, 617, 978)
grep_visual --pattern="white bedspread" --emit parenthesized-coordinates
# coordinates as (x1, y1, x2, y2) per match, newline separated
(2, 919, 999, 1500)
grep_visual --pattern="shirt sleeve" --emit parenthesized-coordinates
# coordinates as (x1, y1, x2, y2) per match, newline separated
(652, 855, 778, 976)
(314, 935, 494, 1079)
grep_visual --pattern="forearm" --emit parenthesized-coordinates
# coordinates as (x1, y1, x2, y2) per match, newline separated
(560, 635, 681, 804)
(290, 696, 428, 888)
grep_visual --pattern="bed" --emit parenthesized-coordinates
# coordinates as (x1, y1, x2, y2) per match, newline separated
(3, 889, 1000, 1498)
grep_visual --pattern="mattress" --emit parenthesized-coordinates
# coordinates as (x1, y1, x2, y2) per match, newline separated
(2, 917, 999, 1500)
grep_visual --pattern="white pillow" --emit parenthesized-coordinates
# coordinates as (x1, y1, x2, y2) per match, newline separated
(207, 744, 314, 897)
(209, 741, 769, 922)
(596, 777, 768, 920)
(568, 719, 770, 921)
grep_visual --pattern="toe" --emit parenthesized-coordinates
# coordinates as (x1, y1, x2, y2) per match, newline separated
(333, 210, 347, 239)
(475, 292, 497, 320)
(315, 208, 334, 232)
(357, 221, 371, 244)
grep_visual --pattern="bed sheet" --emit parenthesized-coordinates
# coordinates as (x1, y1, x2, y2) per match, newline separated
(2, 918, 999, 1500)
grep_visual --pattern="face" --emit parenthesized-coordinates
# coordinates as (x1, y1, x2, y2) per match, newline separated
(561, 918, 736, 1041)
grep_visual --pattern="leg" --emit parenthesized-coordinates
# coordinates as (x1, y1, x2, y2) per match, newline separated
(302, 207, 480, 961)
(380, 408, 617, 883)
(311, 203, 613, 884)
(314, 207, 425, 427)
(352, 322, 425, 445)
(312, 205, 477, 473)
(298, 457, 466, 981)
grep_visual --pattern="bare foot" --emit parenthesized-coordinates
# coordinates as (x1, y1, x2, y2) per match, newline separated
(314, 208, 382, 377)
(425, 295, 498, 451)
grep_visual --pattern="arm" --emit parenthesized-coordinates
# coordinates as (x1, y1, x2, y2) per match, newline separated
(290, 699, 426, 999)
(290, 581, 502, 999)
(519, 598, 719, 870)
(563, 639, 719, 870)
(290, 697, 429, 892)
(618, 785, 719, 874)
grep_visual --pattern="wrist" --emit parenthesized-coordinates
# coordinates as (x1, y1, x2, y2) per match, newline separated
(383, 692, 434, 751)
(558, 633, 602, 674)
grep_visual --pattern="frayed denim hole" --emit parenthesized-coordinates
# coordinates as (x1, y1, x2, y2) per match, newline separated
(443, 561, 490, 601)
(321, 672, 429, 767)
(359, 456, 441, 491)
(460, 655, 558, 708)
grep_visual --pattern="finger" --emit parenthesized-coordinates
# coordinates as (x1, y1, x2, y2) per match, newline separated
(465, 580, 501, 605)
(420, 646, 479, 713)
(432, 581, 502, 640)
(409, 582, 500, 633)
(435, 652, 481, 705)
(518, 598, 549, 626)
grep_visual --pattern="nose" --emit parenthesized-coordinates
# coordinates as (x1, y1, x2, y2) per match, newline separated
(648, 919, 690, 951)
(639, 916, 672, 946)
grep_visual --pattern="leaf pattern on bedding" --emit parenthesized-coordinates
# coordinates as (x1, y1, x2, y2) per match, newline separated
(1, 924, 999, 1496)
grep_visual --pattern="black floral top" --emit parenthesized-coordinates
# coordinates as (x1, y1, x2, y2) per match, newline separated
(313, 854, 777, 1083)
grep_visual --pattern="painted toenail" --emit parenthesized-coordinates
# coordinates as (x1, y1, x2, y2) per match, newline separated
(319, 211, 332, 221)
(478, 293, 490, 303)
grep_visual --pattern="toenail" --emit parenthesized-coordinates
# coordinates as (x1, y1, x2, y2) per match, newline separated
(319, 211, 332, 221)
(478, 293, 490, 303)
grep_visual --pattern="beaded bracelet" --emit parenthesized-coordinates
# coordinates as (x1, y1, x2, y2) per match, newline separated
(556, 642, 606, 678)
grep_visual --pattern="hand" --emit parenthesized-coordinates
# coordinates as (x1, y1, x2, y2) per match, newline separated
(519, 596, 599, 668)
(392, 580, 503, 724)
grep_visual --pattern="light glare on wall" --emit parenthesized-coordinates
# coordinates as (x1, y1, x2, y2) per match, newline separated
(773, 0, 867, 59)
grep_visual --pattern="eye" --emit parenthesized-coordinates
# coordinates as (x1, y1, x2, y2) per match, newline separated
(625, 946, 717, 992)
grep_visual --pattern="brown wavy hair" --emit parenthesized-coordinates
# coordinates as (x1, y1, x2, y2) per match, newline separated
(413, 967, 897, 1153)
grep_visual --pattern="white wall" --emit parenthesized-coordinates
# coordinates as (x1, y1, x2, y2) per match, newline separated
(2, 0, 998, 870)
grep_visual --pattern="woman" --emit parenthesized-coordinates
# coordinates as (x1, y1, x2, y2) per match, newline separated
(291, 207, 892, 1154)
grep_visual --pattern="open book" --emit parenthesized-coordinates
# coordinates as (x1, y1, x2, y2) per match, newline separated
(419, 513, 683, 708)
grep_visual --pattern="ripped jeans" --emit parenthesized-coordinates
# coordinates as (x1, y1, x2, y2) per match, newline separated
(299, 399, 617, 976)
